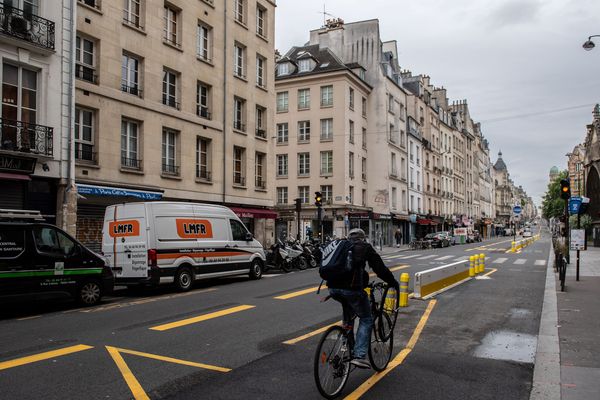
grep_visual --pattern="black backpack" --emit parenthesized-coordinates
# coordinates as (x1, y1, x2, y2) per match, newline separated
(318, 239, 354, 281)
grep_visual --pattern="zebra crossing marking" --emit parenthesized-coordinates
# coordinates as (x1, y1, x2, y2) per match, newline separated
(435, 255, 454, 261)
(514, 259, 527, 265)
(534, 260, 546, 266)
(493, 258, 507, 264)
(417, 255, 437, 260)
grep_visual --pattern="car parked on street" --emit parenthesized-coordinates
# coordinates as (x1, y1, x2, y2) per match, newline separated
(523, 228, 533, 238)
(424, 232, 450, 248)
(0, 209, 114, 306)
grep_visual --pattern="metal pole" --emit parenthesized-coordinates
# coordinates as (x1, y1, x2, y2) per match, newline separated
(565, 199, 570, 264)
(576, 211, 580, 281)
(296, 209, 301, 241)
(317, 206, 323, 244)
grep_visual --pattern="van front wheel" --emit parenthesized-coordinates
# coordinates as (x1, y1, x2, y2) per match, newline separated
(77, 280, 102, 306)
(175, 267, 194, 292)
(249, 259, 263, 280)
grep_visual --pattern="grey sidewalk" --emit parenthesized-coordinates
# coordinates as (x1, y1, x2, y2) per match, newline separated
(531, 244, 600, 400)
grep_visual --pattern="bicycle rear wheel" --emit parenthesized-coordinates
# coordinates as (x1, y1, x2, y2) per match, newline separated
(314, 326, 351, 399)
(378, 286, 399, 341)
(368, 313, 394, 372)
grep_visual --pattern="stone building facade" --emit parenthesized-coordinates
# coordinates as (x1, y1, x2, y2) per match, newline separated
(74, 0, 276, 250)
(0, 0, 75, 228)
(583, 104, 600, 246)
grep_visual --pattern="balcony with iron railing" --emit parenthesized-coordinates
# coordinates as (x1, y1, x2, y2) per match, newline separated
(162, 97, 180, 110)
(255, 128, 266, 139)
(0, 5, 55, 52)
(121, 156, 141, 170)
(197, 106, 211, 120)
(75, 64, 97, 84)
(75, 144, 96, 163)
(255, 177, 266, 189)
(121, 84, 143, 98)
(0, 118, 53, 156)
(233, 174, 246, 186)
(162, 163, 180, 176)
(196, 167, 211, 181)
(233, 121, 246, 132)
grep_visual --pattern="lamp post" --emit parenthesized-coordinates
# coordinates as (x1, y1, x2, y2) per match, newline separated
(582, 35, 600, 51)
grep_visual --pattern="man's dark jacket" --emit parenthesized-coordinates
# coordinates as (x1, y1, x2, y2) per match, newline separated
(326, 240, 398, 290)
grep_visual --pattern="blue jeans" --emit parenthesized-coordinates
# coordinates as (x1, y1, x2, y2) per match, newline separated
(329, 288, 373, 359)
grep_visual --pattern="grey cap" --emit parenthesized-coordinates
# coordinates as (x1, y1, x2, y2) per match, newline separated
(348, 228, 366, 240)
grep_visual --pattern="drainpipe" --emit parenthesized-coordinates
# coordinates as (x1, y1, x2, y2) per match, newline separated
(222, 2, 228, 204)
(61, 0, 76, 232)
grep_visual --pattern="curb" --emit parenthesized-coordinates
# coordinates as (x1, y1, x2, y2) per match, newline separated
(530, 238, 561, 400)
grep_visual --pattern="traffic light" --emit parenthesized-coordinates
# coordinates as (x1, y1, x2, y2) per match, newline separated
(295, 198, 302, 213)
(560, 179, 570, 200)
(314, 191, 322, 207)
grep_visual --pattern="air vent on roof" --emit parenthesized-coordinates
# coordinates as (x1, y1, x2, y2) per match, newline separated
(320, 62, 330, 68)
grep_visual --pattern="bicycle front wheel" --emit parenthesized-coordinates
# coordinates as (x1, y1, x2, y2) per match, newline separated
(378, 286, 399, 341)
(314, 326, 351, 399)
(369, 313, 394, 372)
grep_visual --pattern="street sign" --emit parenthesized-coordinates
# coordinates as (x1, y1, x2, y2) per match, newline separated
(512, 205, 522, 215)
(568, 196, 582, 215)
(570, 229, 586, 251)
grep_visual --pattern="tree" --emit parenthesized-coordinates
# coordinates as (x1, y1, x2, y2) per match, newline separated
(542, 170, 568, 219)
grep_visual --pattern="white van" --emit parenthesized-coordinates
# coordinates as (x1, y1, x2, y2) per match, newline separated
(101, 202, 265, 291)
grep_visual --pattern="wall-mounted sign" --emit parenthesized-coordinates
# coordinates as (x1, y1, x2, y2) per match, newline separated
(0, 154, 36, 174)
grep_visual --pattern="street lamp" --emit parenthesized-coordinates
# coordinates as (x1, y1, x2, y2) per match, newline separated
(582, 35, 600, 51)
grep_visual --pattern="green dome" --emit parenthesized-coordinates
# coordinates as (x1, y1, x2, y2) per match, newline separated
(550, 166, 559, 173)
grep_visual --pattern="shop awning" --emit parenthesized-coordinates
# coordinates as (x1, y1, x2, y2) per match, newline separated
(417, 218, 432, 225)
(77, 184, 163, 200)
(0, 172, 31, 181)
(230, 207, 278, 219)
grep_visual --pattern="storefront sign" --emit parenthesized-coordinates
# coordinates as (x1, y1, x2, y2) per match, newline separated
(77, 184, 163, 200)
(0, 154, 36, 174)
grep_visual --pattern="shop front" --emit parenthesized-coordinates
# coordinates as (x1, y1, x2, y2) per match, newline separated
(75, 183, 163, 252)
(229, 207, 277, 248)
(0, 153, 58, 223)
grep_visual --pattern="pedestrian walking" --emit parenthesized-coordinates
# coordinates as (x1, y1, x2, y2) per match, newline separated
(394, 228, 403, 248)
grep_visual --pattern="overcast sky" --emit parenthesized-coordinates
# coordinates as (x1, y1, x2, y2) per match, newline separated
(275, 0, 600, 206)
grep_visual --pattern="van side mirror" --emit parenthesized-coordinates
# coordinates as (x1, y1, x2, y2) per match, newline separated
(245, 232, 253, 241)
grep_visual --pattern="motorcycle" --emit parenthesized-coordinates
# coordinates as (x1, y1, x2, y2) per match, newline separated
(265, 239, 293, 273)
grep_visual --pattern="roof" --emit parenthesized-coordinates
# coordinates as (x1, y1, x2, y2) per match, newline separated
(276, 45, 369, 85)
(550, 166, 559, 173)
(494, 151, 507, 171)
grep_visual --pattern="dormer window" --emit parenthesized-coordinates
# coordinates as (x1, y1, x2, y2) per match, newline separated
(298, 59, 312, 72)
(277, 62, 290, 76)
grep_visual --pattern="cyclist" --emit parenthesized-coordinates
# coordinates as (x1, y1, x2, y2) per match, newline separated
(327, 228, 399, 369)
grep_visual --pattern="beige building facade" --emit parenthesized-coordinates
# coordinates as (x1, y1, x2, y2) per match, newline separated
(274, 44, 371, 240)
(74, 0, 276, 250)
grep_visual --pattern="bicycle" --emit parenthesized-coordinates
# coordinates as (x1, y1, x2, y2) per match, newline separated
(314, 282, 399, 399)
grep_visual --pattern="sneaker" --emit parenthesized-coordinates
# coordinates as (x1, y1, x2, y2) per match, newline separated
(350, 358, 371, 369)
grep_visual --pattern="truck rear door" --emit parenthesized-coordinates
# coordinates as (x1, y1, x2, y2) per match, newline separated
(103, 204, 147, 280)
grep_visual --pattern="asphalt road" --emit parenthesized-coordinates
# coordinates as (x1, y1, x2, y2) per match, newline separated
(0, 231, 551, 399)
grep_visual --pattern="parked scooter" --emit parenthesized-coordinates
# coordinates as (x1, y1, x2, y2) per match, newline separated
(265, 239, 292, 273)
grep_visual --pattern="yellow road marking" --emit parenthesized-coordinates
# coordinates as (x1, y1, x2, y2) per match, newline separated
(482, 268, 498, 277)
(0, 344, 93, 371)
(85, 288, 218, 313)
(275, 286, 321, 300)
(108, 346, 231, 372)
(106, 345, 230, 400)
(344, 299, 437, 400)
(466, 238, 514, 252)
(283, 321, 342, 345)
(149, 304, 255, 331)
(106, 346, 150, 400)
